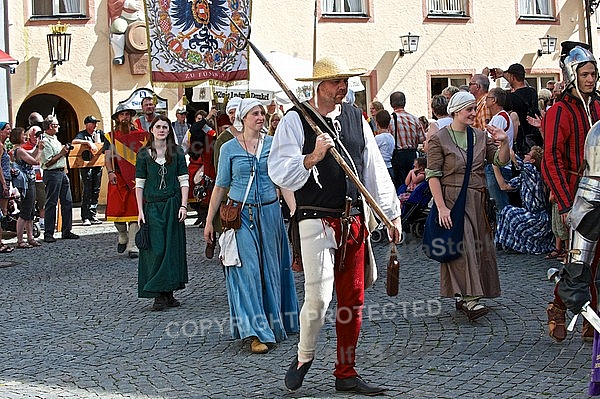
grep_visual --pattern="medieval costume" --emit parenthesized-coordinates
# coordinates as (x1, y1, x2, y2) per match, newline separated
(105, 104, 148, 257)
(427, 126, 502, 299)
(269, 61, 400, 394)
(135, 147, 189, 300)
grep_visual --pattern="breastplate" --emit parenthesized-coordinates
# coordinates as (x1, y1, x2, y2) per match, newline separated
(585, 120, 600, 177)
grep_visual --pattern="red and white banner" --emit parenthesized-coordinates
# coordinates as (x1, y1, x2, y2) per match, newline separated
(144, 0, 251, 83)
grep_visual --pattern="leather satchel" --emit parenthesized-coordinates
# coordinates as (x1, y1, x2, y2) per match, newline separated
(218, 135, 264, 232)
(386, 244, 400, 296)
(220, 198, 242, 230)
(135, 222, 150, 250)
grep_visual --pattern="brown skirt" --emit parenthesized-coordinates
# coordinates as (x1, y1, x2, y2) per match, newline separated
(439, 185, 501, 299)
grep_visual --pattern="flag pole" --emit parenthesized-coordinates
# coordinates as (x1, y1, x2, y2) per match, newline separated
(227, 15, 395, 231)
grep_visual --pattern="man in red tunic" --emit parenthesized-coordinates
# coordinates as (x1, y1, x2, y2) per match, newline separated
(105, 103, 148, 258)
(542, 41, 600, 342)
(186, 109, 217, 227)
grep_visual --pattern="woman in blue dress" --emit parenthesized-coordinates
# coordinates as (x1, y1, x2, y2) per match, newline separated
(204, 98, 299, 354)
(495, 146, 554, 254)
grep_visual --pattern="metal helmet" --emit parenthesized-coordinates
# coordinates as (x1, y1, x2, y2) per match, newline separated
(111, 103, 137, 121)
(560, 45, 597, 89)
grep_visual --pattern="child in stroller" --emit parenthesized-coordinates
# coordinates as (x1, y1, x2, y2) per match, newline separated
(371, 181, 432, 243)
(1, 191, 41, 239)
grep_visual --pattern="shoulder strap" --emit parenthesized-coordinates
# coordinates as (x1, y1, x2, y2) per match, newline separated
(461, 126, 475, 192)
(240, 134, 265, 208)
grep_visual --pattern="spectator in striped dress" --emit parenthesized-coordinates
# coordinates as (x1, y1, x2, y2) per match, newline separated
(495, 146, 554, 254)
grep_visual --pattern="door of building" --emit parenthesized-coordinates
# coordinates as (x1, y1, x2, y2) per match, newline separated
(15, 94, 81, 203)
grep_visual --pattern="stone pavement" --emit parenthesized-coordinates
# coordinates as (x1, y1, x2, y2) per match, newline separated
(0, 215, 595, 399)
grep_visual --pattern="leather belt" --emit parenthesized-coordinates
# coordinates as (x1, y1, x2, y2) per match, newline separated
(566, 170, 600, 181)
(296, 204, 362, 220)
(246, 197, 278, 207)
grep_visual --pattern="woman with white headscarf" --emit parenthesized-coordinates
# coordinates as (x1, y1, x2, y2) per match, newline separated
(426, 92, 510, 320)
(204, 98, 299, 353)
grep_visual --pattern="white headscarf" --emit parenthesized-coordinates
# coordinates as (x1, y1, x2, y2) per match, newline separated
(225, 97, 242, 113)
(225, 97, 243, 130)
(447, 92, 476, 115)
(238, 98, 263, 120)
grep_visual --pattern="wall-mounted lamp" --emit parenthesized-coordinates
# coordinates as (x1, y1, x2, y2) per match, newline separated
(538, 34, 557, 56)
(47, 21, 71, 76)
(399, 32, 420, 56)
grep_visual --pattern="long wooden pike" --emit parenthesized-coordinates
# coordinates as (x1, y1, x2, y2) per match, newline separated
(228, 15, 395, 231)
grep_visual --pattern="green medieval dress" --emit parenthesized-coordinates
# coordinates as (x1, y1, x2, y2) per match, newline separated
(136, 148, 189, 298)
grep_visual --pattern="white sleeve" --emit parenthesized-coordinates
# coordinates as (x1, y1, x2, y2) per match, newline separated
(178, 174, 189, 187)
(135, 178, 146, 189)
(360, 118, 402, 221)
(267, 111, 312, 191)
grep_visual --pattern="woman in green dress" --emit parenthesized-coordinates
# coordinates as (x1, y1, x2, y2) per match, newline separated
(135, 115, 189, 311)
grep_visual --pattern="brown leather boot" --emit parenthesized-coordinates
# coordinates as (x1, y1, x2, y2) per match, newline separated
(547, 302, 567, 342)
(250, 337, 268, 354)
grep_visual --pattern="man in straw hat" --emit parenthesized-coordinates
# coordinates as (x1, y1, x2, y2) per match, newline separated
(104, 103, 148, 258)
(268, 56, 402, 396)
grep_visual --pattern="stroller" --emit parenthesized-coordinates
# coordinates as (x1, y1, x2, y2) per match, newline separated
(1, 192, 41, 238)
(370, 181, 432, 243)
(400, 181, 432, 237)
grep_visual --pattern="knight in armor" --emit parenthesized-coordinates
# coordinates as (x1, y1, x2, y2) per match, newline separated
(542, 41, 600, 344)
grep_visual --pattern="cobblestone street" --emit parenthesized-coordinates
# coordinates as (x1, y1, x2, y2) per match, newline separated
(0, 218, 594, 398)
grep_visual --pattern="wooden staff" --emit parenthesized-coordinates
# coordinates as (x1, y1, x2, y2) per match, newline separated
(228, 16, 395, 231)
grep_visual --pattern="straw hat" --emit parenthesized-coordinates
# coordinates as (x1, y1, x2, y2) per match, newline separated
(296, 56, 366, 82)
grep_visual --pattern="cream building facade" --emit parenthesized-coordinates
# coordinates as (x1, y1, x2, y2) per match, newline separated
(1, 0, 597, 203)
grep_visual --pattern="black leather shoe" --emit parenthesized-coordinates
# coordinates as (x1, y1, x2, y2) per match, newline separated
(284, 356, 313, 392)
(152, 295, 167, 311)
(335, 376, 388, 396)
(166, 292, 180, 307)
(62, 232, 80, 239)
(43, 235, 56, 243)
(117, 243, 126, 253)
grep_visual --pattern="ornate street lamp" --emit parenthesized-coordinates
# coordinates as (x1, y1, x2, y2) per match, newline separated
(47, 21, 71, 76)
(538, 34, 557, 56)
(399, 33, 420, 57)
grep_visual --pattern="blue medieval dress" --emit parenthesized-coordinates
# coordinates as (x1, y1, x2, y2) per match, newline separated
(216, 134, 299, 343)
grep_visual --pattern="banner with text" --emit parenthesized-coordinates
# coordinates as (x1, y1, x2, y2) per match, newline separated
(144, 0, 251, 83)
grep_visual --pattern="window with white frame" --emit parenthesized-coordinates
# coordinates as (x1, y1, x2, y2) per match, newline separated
(427, 0, 467, 16)
(518, 0, 554, 19)
(322, 0, 367, 16)
(32, 0, 86, 17)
